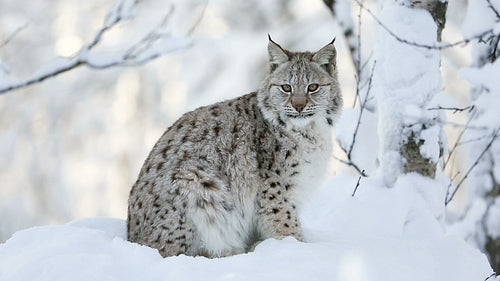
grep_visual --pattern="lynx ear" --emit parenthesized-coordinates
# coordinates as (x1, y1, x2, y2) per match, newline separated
(312, 38, 337, 76)
(268, 35, 289, 72)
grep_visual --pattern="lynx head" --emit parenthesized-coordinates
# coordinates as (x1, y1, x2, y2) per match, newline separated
(258, 36, 343, 129)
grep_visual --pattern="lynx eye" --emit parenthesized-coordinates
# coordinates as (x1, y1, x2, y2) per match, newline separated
(308, 83, 319, 92)
(281, 84, 292, 93)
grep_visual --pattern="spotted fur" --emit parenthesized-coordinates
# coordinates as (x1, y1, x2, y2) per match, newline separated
(127, 37, 343, 258)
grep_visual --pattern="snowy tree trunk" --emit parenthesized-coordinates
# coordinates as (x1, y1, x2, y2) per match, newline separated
(373, 0, 447, 185)
(460, 0, 500, 272)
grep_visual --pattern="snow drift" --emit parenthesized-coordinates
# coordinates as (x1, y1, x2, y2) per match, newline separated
(0, 172, 494, 281)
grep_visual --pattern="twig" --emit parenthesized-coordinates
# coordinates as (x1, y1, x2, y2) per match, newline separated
(187, 0, 208, 36)
(443, 110, 476, 170)
(486, 0, 500, 20)
(445, 172, 461, 205)
(446, 127, 500, 205)
(427, 105, 473, 113)
(348, 61, 376, 159)
(0, 23, 28, 49)
(352, 0, 363, 107)
(354, 0, 495, 50)
(484, 272, 497, 281)
(352, 172, 364, 197)
(332, 155, 368, 177)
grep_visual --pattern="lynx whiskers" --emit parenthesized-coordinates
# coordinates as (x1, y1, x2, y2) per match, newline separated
(127, 36, 343, 258)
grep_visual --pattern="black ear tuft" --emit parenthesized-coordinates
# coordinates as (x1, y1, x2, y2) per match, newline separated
(267, 35, 289, 73)
(312, 40, 337, 76)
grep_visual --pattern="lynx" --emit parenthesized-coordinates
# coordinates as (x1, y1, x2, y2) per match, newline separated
(127, 37, 343, 258)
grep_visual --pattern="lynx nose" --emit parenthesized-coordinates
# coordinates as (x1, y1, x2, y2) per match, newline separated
(292, 100, 307, 113)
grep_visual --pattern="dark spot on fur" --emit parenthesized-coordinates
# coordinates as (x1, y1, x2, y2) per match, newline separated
(211, 109, 219, 117)
(166, 240, 173, 244)
(269, 195, 275, 200)
(232, 124, 238, 134)
(285, 150, 291, 159)
(135, 220, 140, 226)
(270, 182, 276, 188)
(263, 190, 268, 194)
(326, 109, 332, 115)
(153, 203, 160, 208)
(290, 171, 299, 176)
(228, 101, 233, 106)
(284, 223, 289, 228)
(284, 184, 291, 190)
(176, 123, 183, 130)
(161, 146, 170, 156)
(275, 143, 280, 152)
(326, 117, 333, 126)
(182, 202, 187, 208)
(202, 180, 217, 189)
(272, 208, 280, 214)
(275, 169, 281, 175)
(138, 201, 143, 208)
(277, 190, 281, 195)
(157, 162, 164, 171)
(214, 125, 221, 137)
(181, 135, 188, 142)
(278, 116, 286, 127)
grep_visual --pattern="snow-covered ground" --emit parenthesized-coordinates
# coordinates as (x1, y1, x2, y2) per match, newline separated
(0, 172, 494, 281)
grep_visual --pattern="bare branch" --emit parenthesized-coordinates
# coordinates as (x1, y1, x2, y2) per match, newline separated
(484, 272, 497, 281)
(348, 61, 376, 159)
(446, 127, 500, 205)
(333, 155, 368, 177)
(0, 23, 28, 50)
(187, 0, 208, 36)
(354, 0, 496, 50)
(443, 110, 476, 170)
(487, 0, 500, 20)
(352, 173, 364, 197)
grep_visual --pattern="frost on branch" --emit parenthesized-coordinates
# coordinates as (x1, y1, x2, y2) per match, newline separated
(0, 0, 191, 95)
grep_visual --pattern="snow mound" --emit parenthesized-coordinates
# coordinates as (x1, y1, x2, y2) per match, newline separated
(0, 173, 494, 281)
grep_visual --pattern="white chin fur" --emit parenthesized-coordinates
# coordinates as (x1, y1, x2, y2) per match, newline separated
(288, 116, 314, 127)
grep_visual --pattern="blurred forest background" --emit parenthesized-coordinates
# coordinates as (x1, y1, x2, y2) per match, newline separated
(0, 0, 473, 244)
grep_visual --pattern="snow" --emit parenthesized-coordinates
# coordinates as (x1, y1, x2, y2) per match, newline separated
(372, 1, 445, 186)
(0, 173, 494, 281)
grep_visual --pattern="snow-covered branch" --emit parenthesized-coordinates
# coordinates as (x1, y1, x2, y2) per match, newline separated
(354, 0, 497, 50)
(0, 0, 192, 95)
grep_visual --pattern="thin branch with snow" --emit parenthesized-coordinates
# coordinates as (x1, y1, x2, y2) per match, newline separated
(354, 0, 496, 50)
(0, 0, 193, 95)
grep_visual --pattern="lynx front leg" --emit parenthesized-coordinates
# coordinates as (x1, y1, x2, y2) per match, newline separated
(256, 183, 303, 242)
